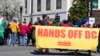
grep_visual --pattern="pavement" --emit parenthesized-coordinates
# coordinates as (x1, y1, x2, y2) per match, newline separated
(0, 45, 100, 56)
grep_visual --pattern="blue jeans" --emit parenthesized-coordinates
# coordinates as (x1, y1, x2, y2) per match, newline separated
(7, 34, 11, 46)
(20, 36, 26, 46)
(11, 32, 17, 45)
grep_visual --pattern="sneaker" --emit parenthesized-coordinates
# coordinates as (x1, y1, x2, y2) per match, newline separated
(14, 44, 18, 46)
(10, 44, 13, 46)
(34, 50, 44, 54)
(44, 49, 49, 53)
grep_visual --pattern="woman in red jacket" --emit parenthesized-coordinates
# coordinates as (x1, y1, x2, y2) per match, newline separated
(19, 22, 27, 46)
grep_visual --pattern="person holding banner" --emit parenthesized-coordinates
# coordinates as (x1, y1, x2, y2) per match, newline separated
(59, 20, 71, 52)
(96, 25, 100, 53)
(41, 14, 48, 25)
(47, 17, 53, 25)
(92, 23, 100, 53)
(82, 22, 89, 28)
(38, 14, 49, 53)
(61, 20, 71, 27)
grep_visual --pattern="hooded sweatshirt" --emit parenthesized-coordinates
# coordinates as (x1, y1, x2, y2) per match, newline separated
(19, 23, 27, 36)
(9, 22, 19, 32)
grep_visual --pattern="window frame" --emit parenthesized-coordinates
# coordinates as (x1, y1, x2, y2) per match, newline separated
(46, 0, 51, 11)
(25, 0, 27, 13)
(56, 0, 62, 9)
(37, 0, 41, 12)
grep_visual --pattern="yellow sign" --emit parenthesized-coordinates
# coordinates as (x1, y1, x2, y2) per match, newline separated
(35, 26, 99, 51)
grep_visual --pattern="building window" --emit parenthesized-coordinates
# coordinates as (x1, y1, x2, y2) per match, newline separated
(37, 0, 41, 12)
(46, 0, 50, 10)
(31, 0, 33, 13)
(92, 0, 98, 9)
(56, 0, 62, 9)
(25, 0, 27, 13)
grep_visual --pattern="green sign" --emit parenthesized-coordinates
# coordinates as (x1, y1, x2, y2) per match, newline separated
(92, 0, 98, 8)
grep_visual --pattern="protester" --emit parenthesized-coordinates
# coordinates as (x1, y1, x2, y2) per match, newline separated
(47, 17, 53, 25)
(82, 22, 89, 28)
(61, 20, 71, 27)
(58, 20, 71, 52)
(38, 14, 49, 53)
(9, 20, 19, 46)
(17, 24, 21, 45)
(32, 26, 36, 45)
(6, 22, 12, 46)
(97, 31, 100, 53)
(94, 24, 100, 53)
(72, 22, 79, 27)
(26, 22, 34, 46)
(34, 17, 42, 25)
(19, 22, 27, 46)
(41, 14, 48, 25)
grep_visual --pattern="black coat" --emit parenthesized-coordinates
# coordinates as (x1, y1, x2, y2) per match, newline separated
(98, 31, 100, 43)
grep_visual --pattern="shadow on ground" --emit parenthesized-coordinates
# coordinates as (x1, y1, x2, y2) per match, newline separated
(30, 50, 90, 56)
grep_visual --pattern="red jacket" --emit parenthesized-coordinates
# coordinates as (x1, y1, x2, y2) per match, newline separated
(83, 24, 88, 28)
(19, 24, 27, 36)
(61, 23, 70, 27)
(27, 24, 33, 32)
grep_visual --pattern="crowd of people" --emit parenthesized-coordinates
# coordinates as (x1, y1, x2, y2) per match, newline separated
(33, 14, 100, 53)
(4, 20, 34, 46)
(3, 14, 100, 53)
